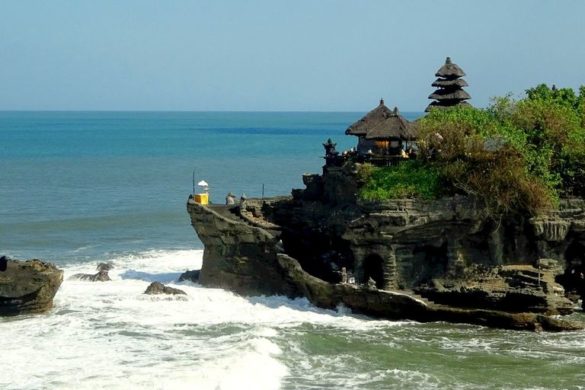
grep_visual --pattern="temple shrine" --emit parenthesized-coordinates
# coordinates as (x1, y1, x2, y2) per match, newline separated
(426, 57, 471, 111)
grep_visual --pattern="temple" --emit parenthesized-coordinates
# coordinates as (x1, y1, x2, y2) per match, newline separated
(426, 57, 471, 111)
(344, 99, 417, 166)
(342, 57, 473, 165)
(186, 57, 585, 331)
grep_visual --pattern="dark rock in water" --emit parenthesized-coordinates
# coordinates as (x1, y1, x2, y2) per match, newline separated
(178, 269, 200, 283)
(144, 282, 186, 295)
(96, 262, 114, 271)
(72, 270, 111, 282)
(0, 259, 63, 316)
(0, 255, 8, 272)
(71, 262, 113, 281)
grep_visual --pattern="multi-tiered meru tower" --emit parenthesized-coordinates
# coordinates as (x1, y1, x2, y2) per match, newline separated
(426, 57, 471, 111)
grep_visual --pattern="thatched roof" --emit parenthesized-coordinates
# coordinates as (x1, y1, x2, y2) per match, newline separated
(406, 119, 420, 141)
(365, 107, 414, 140)
(431, 78, 468, 88)
(345, 99, 394, 136)
(435, 57, 466, 78)
(346, 100, 418, 140)
(428, 89, 471, 101)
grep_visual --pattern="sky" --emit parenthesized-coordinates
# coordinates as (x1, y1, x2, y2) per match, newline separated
(1, 0, 584, 112)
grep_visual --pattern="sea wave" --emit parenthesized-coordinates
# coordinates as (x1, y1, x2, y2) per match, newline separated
(0, 249, 407, 389)
(4, 249, 584, 389)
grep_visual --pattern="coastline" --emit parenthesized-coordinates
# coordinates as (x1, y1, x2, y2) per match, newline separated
(187, 153, 585, 332)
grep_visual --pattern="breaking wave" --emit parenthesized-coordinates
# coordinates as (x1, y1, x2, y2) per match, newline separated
(0, 249, 404, 389)
(2, 249, 585, 389)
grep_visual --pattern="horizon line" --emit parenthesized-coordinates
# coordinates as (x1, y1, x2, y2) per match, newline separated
(0, 109, 427, 114)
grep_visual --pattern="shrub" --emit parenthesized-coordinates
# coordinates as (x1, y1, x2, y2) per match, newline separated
(355, 162, 377, 184)
(358, 161, 441, 201)
(356, 84, 585, 213)
(409, 105, 557, 214)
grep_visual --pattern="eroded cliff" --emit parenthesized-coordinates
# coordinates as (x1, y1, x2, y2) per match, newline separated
(187, 164, 585, 331)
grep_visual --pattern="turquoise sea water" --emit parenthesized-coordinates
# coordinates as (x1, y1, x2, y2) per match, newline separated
(1, 112, 584, 390)
(0, 111, 365, 263)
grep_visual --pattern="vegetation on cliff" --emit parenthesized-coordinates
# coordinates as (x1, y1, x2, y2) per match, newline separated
(358, 161, 442, 201)
(358, 84, 585, 215)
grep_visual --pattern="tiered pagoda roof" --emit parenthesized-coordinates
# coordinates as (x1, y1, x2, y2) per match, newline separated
(426, 57, 471, 112)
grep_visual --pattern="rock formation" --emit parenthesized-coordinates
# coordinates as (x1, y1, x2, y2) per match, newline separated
(0, 258, 63, 316)
(71, 262, 113, 282)
(144, 282, 186, 295)
(178, 269, 200, 283)
(187, 163, 585, 331)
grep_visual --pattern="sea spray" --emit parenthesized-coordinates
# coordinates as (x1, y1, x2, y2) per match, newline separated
(0, 249, 396, 389)
(2, 249, 585, 389)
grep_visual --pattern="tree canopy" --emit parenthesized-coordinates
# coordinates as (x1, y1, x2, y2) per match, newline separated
(358, 84, 585, 216)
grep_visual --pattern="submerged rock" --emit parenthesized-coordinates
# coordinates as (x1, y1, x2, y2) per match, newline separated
(178, 269, 200, 283)
(96, 262, 114, 271)
(71, 262, 113, 282)
(144, 282, 186, 295)
(0, 258, 63, 316)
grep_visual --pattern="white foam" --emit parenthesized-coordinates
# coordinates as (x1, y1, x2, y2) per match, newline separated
(4, 248, 584, 389)
(0, 249, 405, 389)
(192, 337, 288, 390)
(64, 249, 203, 282)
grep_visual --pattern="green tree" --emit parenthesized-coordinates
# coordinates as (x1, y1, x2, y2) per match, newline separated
(417, 106, 554, 214)
(525, 84, 579, 109)
(357, 84, 585, 211)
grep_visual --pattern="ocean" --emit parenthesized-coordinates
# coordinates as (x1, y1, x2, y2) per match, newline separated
(1, 111, 584, 389)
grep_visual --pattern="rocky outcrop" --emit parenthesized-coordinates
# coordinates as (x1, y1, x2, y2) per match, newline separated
(415, 262, 574, 315)
(0, 259, 63, 316)
(187, 164, 585, 331)
(178, 270, 200, 283)
(144, 282, 186, 295)
(71, 262, 113, 282)
(276, 253, 583, 332)
(187, 203, 300, 297)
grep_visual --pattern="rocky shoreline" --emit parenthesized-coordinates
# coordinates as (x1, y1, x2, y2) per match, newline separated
(187, 164, 585, 331)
